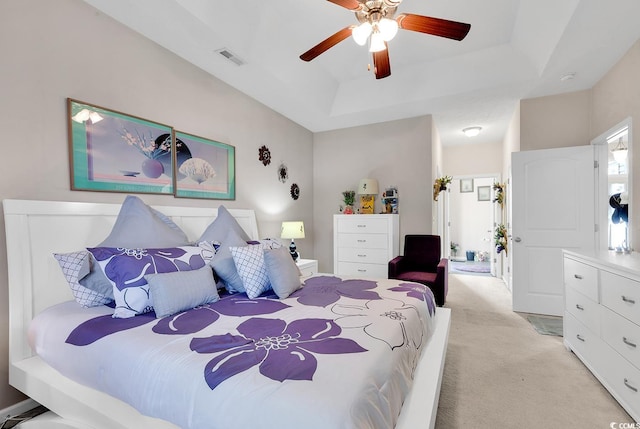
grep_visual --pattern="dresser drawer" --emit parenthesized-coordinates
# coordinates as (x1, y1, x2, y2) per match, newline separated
(336, 217, 389, 234)
(337, 233, 388, 249)
(599, 345, 640, 421)
(565, 287, 601, 336)
(336, 262, 387, 278)
(601, 270, 640, 326)
(602, 305, 640, 369)
(336, 247, 390, 264)
(564, 257, 599, 302)
(564, 312, 606, 370)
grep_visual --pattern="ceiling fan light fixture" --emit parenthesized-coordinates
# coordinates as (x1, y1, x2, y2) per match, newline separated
(611, 137, 628, 163)
(463, 126, 482, 137)
(369, 31, 386, 52)
(378, 18, 398, 41)
(352, 22, 372, 46)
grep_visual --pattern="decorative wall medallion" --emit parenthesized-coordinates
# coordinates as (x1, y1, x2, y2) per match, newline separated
(290, 183, 300, 200)
(258, 145, 271, 166)
(278, 163, 288, 183)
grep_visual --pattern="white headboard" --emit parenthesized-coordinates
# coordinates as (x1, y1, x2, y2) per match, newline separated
(3, 199, 259, 364)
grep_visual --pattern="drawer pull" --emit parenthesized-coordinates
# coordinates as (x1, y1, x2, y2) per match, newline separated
(623, 337, 637, 348)
(576, 334, 585, 342)
(357, 224, 366, 228)
(575, 304, 584, 311)
(624, 378, 638, 393)
(357, 239, 366, 243)
(622, 295, 636, 304)
(357, 269, 367, 273)
(357, 254, 367, 258)
(573, 274, 583, 280)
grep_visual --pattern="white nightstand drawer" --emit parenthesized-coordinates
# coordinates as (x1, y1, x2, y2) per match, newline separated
(565, 286, 601, 336)
(336, 217, 389, 234)
(602, 305, 640, 369)
(564, 312, 605, 369)
(601, 270, 640, 326)
(564, 257, 599, 302)
(336, 261, 387, 278)
(337, 233, 388, 249)
(336, 247, 390, 264)
(296, 259, 318, 278)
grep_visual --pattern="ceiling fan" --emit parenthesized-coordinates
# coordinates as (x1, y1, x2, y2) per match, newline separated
(300, 0, 471, 79)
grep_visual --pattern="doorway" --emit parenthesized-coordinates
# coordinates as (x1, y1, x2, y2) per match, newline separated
(447, 174, 500, 276)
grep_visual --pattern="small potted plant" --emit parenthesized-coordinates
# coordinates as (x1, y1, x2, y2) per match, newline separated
(494, 223, 508, 256)
(450, 242, 459, 257)
(341, 190, 355, 214)
(433, 176, 452, 201)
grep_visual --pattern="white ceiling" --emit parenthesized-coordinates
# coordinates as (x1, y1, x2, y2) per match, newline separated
(83, 0, 640, 146)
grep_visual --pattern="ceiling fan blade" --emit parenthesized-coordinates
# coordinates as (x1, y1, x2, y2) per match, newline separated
(373, 47, 391, 79)
(300, 26, 353, 62)
(396, 13, 471, 41)
(327, 0, 363, 11)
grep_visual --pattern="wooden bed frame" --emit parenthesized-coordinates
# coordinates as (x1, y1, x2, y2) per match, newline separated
(3, 199, 450, 429)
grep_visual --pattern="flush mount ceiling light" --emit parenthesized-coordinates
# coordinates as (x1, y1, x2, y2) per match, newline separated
(462, 126, 482, 137)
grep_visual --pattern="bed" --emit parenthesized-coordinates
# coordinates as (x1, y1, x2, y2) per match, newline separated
(4, 198, 450, 429)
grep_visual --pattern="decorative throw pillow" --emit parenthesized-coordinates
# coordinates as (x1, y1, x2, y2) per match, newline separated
(230, 243, 274, 299)
(98, 195, 189, 248)
(54, 251, 113, 307)
(145, 265, 219, 318)
(208, 228, 249, 293)
(197, 205, 251, 243)
(88, 245, 212, 318)
(263, 246, 302, 299)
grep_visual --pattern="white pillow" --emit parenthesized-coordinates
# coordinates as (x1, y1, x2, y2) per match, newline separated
(230, 243, 273, 299)
(145, 266, 219, 318)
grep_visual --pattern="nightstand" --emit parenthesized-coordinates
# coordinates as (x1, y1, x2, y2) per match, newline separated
(296, 258, 318, 278)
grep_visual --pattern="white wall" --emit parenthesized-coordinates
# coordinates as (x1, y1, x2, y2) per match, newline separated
(0, 0, 314, 409)
(313, 116, 434, 271)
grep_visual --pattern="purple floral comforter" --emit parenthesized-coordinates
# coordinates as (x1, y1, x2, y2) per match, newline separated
(29, 275, 436, 429)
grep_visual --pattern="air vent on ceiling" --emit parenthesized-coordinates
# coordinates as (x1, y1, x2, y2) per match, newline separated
(215, 48, 245, 66)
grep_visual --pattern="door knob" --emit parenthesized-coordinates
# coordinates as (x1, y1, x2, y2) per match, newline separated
(514, 237, 522, 242)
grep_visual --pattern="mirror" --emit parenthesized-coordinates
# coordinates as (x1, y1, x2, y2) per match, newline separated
(607, 125, 630, 251)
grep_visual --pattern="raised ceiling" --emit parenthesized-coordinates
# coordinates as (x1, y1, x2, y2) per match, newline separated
(83, 0, 640, 146)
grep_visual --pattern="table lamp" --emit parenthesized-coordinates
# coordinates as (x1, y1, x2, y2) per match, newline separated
(281, 221, 305, 261)
(358, 178, 379, 214)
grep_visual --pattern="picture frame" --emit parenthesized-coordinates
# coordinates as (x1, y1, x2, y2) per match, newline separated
(68, 99, 174, 195)
(460, 178, 474, 193)
(477, 186, 491, 201)
(173, 131, 236, 200)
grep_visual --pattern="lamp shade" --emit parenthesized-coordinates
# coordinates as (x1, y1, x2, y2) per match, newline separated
(358, 178, 379, 195)
(281, 221, 305, 239)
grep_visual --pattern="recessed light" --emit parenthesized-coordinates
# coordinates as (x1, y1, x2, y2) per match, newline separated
(462, 127, 482, 137)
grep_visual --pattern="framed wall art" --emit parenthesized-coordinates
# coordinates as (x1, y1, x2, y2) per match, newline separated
(477, 185, 491, 201)
(173, 131, 236, 200)
(68, 98, 174, 195)
(460, 178, 474, 193)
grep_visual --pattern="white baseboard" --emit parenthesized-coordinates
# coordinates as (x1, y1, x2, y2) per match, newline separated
(0, 398, 40, 421)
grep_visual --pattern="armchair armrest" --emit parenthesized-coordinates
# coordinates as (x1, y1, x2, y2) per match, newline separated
(388, 255, 406, 279)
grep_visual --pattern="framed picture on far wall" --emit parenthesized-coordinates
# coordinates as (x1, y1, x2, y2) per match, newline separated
(477, 185, 491, 201)
(67, 98, 174, 195)
(173, 131, 236, 200)
(460, 178, 474, 193)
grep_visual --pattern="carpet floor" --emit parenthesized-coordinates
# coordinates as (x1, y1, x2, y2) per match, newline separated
(435, 274, 632, 428)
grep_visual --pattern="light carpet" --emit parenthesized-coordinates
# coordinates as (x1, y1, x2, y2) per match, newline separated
(434, 274, 632, 428)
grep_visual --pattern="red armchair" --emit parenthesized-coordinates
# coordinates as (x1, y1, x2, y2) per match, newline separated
(388, 234, 448, 306)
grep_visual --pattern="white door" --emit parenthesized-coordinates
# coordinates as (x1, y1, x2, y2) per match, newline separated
(512, 146, 595, 316)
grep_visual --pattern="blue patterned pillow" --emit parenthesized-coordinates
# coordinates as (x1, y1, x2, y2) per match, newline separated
(88, 245, 213, 318)
(54, 251, 113, 307)
(230, 242, 277, 299)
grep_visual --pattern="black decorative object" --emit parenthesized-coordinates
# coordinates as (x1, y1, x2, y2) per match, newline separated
(290, 183, 300, 200)
(258, 145, 271, 166)
(278, 163, 288, 183)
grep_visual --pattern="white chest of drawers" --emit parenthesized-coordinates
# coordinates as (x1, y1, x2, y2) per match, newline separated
(333, 214, 399, 278)
(563, 250, 640, 421)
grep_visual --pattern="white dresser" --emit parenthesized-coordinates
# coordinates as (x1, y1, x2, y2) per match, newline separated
(563, 250, 640, 421)
(333, 214, 399, 278)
